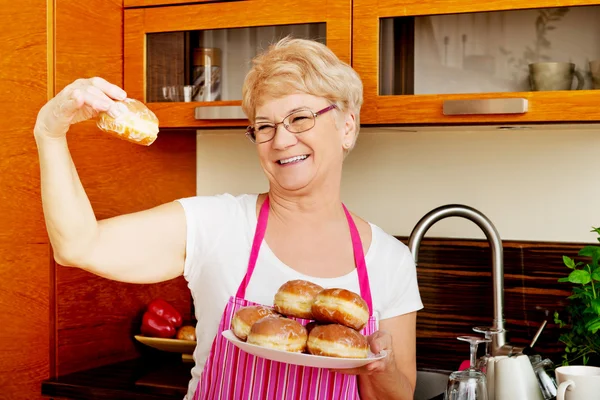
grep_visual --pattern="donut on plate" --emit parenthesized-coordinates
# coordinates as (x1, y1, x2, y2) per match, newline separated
(273, 279, 324, 319)
(311, 288, 369, 330)
(231, 306, 279, 341)
(307, 324, 369, 359)
(247, 316, 308, 353)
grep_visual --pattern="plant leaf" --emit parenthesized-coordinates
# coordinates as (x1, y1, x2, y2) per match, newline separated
(559, 277, 571, 283)
(592, 269, 600, 282)
(573, 287, 594, 299)
(585, 317, 600, 334)
(569, 269, 592, 285)
(579, 246, 600, 258)
(564, 256, 576, 269)
(592, 299, 600, 315)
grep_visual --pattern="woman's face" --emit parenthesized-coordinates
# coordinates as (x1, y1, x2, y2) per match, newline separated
(253, 93, 355, 194)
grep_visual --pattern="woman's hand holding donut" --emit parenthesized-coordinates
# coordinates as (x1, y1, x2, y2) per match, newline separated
(34, 77, 127, 140)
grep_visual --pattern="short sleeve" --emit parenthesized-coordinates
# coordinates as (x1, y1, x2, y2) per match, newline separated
(175, 193, 241, 284)
(378, 238, 424, 320)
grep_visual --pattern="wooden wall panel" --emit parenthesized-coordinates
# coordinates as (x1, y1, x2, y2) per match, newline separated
(0, 0, 50, 399)
(402, 237, 582, 371)
(54, 0, 197, 376)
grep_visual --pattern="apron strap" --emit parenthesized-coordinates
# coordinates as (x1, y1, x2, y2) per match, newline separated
(236, 196, 270, 298)
(342, 204, 373, 315)
(236, 196, 374, 315)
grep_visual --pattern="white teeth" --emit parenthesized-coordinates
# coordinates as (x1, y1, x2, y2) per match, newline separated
(279, 155, 308, 164)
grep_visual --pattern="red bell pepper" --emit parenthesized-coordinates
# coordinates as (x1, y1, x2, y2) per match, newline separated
(140, 298, 183, 338)
(141, 311, 176, 338)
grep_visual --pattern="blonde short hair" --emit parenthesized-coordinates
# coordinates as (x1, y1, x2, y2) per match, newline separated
(242, 37, 363, 152)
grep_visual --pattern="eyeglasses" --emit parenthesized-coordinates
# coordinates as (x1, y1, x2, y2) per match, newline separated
(245, 104, 337, 144)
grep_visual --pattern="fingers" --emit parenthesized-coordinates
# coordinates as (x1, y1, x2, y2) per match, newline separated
(368, 330, 393, 355)
(89, 77, 127, 101)
(85, 85, 125, 118)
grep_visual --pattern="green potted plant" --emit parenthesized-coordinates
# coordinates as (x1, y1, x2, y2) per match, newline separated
(554, 227, 600, 366)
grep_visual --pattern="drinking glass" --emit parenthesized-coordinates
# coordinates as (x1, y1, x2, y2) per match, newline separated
(444, 336, 491, 400)
(473, 326, 504, 373)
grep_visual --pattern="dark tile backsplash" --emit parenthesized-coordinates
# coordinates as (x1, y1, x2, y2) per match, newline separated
(396, 237, 583, 371)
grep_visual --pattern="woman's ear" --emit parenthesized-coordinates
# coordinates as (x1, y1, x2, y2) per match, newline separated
(341, 110, 357, 149)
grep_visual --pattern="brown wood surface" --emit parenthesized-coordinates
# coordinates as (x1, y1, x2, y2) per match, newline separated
(147, 102, 249, 128)
(375, 91, 600, 125)
(398, 237, 584, 371)
(124, 0, 219, 7)
(54, 0, 196, 377)
(124, 0, 351, 127)
(377, 0, 599, 17)
(353, 0, 600, 125)
(0, 0, 50, 398)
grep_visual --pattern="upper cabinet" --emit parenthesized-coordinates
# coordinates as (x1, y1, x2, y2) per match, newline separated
(353, 0, 600, 125)
(124, 0, 232, 8)
(124, 0, 600, 128)
(124, 0, 351, 128)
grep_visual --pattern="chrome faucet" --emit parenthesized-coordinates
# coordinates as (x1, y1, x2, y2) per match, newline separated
(408, 204, 521, 356)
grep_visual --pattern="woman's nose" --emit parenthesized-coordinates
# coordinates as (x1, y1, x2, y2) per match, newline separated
(271, 124, 297, 149)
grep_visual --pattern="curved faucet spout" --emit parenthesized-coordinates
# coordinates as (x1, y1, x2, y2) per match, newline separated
(408, 204, 511, 356)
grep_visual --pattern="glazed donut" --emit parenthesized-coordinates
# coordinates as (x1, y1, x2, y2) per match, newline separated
(273, 280, 324, 319)
(247, 317, 308, 353)
(97, 98, 159, 146)
(307, 324, 368, 359)
(311, 288, 369, 330)
(231, 306, 279, 341)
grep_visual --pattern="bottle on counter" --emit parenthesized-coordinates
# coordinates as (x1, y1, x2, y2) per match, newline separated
(192, 47, 222, 102)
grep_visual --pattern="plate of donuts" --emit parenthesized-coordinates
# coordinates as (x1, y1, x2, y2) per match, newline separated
(222, 329, 386, 369)
(223, 280, 387, 369)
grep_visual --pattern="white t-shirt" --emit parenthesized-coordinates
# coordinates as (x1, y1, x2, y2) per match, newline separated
(176, 193, 423, 399)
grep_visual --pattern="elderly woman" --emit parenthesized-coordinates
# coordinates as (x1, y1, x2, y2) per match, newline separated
(34, 37, 422, 399)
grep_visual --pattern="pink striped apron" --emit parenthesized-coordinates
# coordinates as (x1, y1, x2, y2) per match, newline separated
(193, 196, 377, 400)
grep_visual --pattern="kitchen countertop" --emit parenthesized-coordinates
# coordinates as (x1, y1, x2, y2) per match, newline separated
(42, 355, 449, 400)
(42, 355, 191, 400)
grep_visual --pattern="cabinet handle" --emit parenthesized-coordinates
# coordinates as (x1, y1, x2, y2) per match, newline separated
(195, 106, 247, 120)
(443, 98, 528, 115)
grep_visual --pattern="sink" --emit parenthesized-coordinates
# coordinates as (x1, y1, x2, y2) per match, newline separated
(414, 369, 450, 400)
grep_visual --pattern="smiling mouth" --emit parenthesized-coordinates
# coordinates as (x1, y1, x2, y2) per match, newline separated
(277, 155, 309, 165)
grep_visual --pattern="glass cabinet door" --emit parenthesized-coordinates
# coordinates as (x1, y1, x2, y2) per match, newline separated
(146, 25, 326, 103)
(125, 0, 350, 128)
(354, 1, 600, 125)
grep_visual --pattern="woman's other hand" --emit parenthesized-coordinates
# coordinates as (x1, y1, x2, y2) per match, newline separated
(332, 313, 417, 399)
(34, 77, 127, 140)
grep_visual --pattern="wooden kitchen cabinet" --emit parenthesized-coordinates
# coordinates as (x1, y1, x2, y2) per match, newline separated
(124, 0, 351, 128)
(124, 0, 226, 8)
(353, 0, 600, 125)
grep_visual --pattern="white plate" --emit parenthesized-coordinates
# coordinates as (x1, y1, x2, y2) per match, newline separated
(221, 330, 386, 369)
